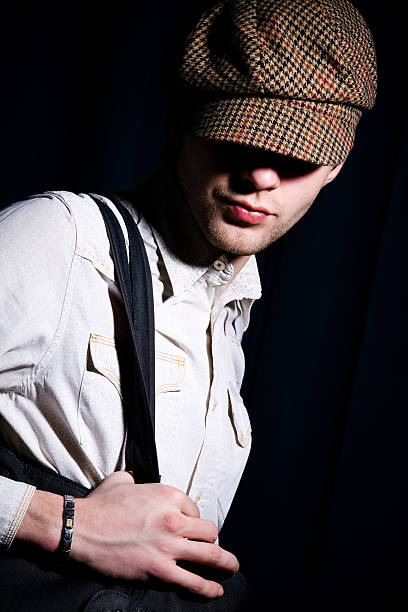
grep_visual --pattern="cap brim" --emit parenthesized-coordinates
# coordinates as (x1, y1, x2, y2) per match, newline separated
(190, 96, 362, 166)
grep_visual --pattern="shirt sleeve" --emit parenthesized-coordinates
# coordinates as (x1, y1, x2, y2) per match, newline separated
(0, 476, 36, 549)
(0, 193, 76, 388)
(0, 193, 76, 547)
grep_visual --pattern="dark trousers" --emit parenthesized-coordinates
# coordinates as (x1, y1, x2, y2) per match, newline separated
(0, 447, 250, 611)
(2, 552, 249, 611)
(1, 550, 249, 611)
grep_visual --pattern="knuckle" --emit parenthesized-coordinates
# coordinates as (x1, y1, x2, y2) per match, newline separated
(160, 511, 182, 533)
(148, 558, 168, 579)
(189, 577, 206, 595)
(208, 544, 223, 563)
(162, 485, 184, 504)
(171, 488, 186, 504)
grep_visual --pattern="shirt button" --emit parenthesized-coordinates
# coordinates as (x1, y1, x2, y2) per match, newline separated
(213, 259, 226, 271)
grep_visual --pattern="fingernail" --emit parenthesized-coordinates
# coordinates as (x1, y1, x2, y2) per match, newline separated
(218, 586, 224, 597)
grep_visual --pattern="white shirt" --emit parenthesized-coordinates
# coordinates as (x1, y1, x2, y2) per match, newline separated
(0, 168, 261, 548)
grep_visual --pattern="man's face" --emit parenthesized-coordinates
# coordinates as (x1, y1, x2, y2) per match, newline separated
(176, 134, 344, 256)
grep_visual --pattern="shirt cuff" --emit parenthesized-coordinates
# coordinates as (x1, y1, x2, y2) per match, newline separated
(0, 477, 36, 550)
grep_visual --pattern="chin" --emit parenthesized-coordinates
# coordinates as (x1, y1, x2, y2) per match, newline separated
(207, 226, 281, 256)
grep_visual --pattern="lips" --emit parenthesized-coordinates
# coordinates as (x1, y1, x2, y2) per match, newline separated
(223, 200, 270, 225)
(226, 199, 271, 215)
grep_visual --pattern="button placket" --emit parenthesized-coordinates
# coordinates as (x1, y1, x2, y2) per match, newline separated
(188, 291, 224, 519)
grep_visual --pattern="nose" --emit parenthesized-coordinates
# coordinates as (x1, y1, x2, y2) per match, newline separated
(241, 167, 280, 191)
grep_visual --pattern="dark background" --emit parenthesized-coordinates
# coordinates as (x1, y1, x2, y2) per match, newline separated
(1, 2, 406, 610)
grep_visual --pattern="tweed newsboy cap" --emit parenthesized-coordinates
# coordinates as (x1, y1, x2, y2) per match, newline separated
(169, 0, 377, 165)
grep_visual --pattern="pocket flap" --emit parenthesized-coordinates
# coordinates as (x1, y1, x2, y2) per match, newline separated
(155, 350, 185, 394)
(227, 383, 252, 447)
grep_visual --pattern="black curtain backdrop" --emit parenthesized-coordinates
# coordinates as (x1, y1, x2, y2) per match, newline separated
(1, 2, 406, 610)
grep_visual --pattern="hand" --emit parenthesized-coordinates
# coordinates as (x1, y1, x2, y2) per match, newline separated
(72, 471, 238, 599)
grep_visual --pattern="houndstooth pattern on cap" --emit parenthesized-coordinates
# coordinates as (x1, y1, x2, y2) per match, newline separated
(179, 0, 376, 108)
(173, 0, 377, 164)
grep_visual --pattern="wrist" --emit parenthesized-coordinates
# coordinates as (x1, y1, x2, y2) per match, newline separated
(69, 496, 93, 564)
(16, 489, 63, 553)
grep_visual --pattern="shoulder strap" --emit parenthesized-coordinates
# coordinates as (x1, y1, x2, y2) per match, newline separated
(87, 193, 160, 484)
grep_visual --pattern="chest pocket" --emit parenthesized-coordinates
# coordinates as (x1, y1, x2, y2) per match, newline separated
(88, 333, 123, 396)
(227, 382, 251, 447)
(155, 350, 185, 394)
(78, 333, 127, 476)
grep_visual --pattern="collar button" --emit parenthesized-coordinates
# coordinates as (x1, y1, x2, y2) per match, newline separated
(213, 259, 226, 271)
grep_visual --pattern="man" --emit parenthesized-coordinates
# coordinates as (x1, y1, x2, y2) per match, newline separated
(0, 0, 376, 609)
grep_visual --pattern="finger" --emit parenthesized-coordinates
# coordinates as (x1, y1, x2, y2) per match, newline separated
(178, 494, 200, 519)
(179, 517, 218, 543)
(158, 563, 224, 599)
(177, 541, 239, 574)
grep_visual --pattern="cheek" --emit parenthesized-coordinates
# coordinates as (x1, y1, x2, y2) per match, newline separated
(178, 154, 214, 201)
(178, 157, 204, 207)
(282, 177, 326, 218)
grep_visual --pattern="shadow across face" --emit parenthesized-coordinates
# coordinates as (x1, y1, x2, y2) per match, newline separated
(207, 140, 320, 195)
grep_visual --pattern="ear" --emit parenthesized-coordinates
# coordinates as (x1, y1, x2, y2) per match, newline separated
(324, 161, 345, 185)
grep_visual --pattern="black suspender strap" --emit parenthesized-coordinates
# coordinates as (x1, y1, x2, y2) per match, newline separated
(88, 193, 160, 484)
(108, 193, 156, 426)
